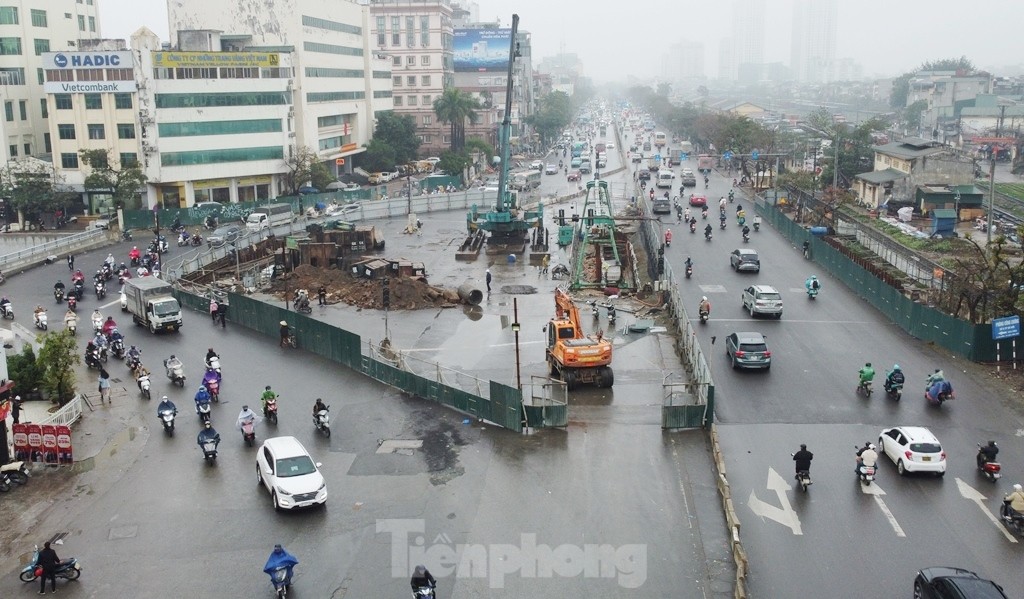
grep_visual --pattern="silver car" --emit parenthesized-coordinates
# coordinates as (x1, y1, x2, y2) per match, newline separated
(730, 248, 760, 272)
(742, 285, 783, 319)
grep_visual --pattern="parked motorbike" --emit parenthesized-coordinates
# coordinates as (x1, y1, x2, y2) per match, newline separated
(0, 461, 29, 486)
(19, 545, 81, 583)
(977, 444, 1002, 482)
(314, 406, 331, 437)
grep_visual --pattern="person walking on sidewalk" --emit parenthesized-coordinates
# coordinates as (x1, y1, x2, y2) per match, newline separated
(37, 541, 59, 594)
(209, 298, 219, 323)
(216, 301, 227, 328)
(98, 369, 111, 403)
(67, 253, 74, 272)
(11, 394, 21, 424)
(317, 285, 327, 306)
(485, 269, 492, 293)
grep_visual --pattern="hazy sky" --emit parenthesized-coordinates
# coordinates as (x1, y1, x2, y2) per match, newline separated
(100, 0, 1024, 80)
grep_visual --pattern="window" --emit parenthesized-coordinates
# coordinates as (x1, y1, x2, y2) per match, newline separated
(33, 39, 48, 55)
(120, 152, 137, 167)
(393, 76, 402, 87)
(372, 70, 391, 79)
(84, 94, 101, 109)
(318, 135, 343, 151)
(406, 75, 415, 86)
(420, 16, 429, 46)
(422, 75, 431, 87)
(406, 55, 415, 66)
(114, 93, 132, 109)
(57, 124, 75, 139)
(64, 13, 71, 20)
(393, 96, 402, 107)
(157, 119, 281, 137)
(305, 91, 364, 102)
(375, 16, 385, 47)
(18, 100, 25, 120)
(30, 9, 46, 27)
(301, 15, 360, 35)
(39, 99, 47, 118)
(160, 146, 284, 167)
(23, 143, 29, 155)
(106, 68, 132, 80)
(0, 37, 22, 55)
(8, 145, 15, 157)
(36, 68, 42, 84)
(421, 55, 430, 66)
(422, 95, 431, 105)
(88, 16, 95, 32)
(302, 41, 363, 57)
(422, 115, 432, 125)
(155, 92, 289, 109)
(392, 56, 400, 66)
(391, 17, 400, 45)
(373, 90, 391, 99)
(117, 124, 135, 139)
(421, 135, 431, 144)
(0, 7, 17, 25)
(317, 115, 343, 128)
(43, 133, 50, 153)
(3, 101, 11, 122)
(46, 69, 73, 82)
(54, 94, 72, 109)
(87, 124, 104, 139)
(408, 95, 417, 106)
(405, 16, 414, 47)
(304, 67, 363, 78)
(77, 15, 84, 31)
(77, 69, 104, 82)
(60, 152, 78, 168)
(0, 68, 24, 85)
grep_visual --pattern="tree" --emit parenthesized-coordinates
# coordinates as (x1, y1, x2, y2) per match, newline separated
(941, 232, 1024, 323)
(8, 346, 42, 399)
(436, 151, 470, 181)
(527, 91, 572, 145)
(433, 88, 481, 152)
(37, 330, 79, 406)
(79, 149, 146, 210)
(656, 82, 671, 97)
(903, 100, 929, 132)
(361, 138, 398, 173)
(806, 108, 888, 190)
(372, 111, 420, 164)
(0, 159, 76, 226)
(281, 147, 333, 195)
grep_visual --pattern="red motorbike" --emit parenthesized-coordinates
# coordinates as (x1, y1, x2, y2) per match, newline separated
(265, 397, 279, 425)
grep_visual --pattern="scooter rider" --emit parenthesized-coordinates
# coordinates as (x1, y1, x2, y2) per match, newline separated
(206, 347, 219, 364)
(54, 279, 66, 295)
(858, 362, 875, 388)
(197, 420, 220, 446)
(157, 396, 177, 418)
(926, 368, 945, 385)
(1006, 484, 1024, 518)
(64, 309, 78, 329)
(704, 223, 713, 239)
(978, 440, 999, 469)
(698, 296, 711, 317)
(805, 275, 821, 293)
(684, 257, 693, 271)
(883, 364, 905, 393)
(194, 385, 211, 412)
(411, 564, 437, 593)
(793, 444, 813, 476)
(261, 385, 278, 417)
(856, 442, 879, 473)
(237, 405, 258, 429)
(313, 397, 328, 417)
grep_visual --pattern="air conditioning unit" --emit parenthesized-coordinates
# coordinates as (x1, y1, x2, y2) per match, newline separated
(286, 78, 293, 91)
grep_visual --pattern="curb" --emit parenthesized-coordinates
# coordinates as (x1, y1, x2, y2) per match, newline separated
(710, 424, 748, 598)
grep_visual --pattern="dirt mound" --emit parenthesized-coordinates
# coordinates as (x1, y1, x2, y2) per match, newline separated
(270, 264, 460, 310)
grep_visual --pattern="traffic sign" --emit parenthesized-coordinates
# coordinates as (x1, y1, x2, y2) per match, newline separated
(992, 315, 1020, 340)
(680, 152, 688, 160)
(752, 150, 760, 160)
(723, 150, 733, 161)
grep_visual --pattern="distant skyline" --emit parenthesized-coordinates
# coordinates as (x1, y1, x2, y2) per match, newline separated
(101, 0, 1024, 80)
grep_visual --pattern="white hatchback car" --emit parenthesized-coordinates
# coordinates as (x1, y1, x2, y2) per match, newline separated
(878, 426, 947, 476)
(256, 436, 328, 510)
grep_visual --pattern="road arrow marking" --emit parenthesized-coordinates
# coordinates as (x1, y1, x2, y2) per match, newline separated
(956, 477, 1018, 543)
(859, 480, 906, 537)
(747, 467, 802, 535)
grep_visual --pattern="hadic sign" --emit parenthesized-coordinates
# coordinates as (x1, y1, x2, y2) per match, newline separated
(42, 51, 137, 93)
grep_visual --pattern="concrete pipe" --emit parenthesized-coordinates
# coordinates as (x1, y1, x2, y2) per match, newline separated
(457, 281, 484, 306)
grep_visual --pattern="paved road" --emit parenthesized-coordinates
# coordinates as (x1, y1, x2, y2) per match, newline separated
(0, 151, 734, 598)
(637, 139, 1024, 595)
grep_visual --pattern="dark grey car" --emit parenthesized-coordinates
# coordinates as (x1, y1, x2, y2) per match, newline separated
(725, 332, 771, 370)
(207, 224, 243, 247)
(730, 248, 761, 272)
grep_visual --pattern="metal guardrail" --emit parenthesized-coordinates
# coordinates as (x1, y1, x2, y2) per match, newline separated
(39, 394, 84, 427)
(0, 228, 107, 269)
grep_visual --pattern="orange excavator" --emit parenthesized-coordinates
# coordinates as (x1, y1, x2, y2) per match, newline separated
(546, 288, 614, 390)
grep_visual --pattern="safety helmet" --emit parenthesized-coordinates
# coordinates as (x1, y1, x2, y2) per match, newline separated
(701, 296, 707, 301)
(868, 443, 876, 450)
(892, 364, 900, 371)
(169, 354, 176, 359)
(265, 385, 272, 391)
(865, 362, 872, 367)
(280, 321, 287, 326)
(132, 246, 137, 250)
(242, 405, 249, 411)
(811, 275, 818, 280)
(161, 395, 168, 401)
(204, 421, 212, 428)
(1015, 484, 1023, 491)
(199, 386, 207, 392)
(989, 440, 998, 447)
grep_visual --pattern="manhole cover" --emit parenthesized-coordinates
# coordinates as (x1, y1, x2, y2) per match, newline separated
(500, 285, 537, 294)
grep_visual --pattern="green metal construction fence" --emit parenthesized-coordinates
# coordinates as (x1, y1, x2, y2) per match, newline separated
(173, 288, 525, 431)
(758, 203, 998, 362)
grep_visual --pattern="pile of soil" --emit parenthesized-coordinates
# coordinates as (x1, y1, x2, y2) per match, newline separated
(270, 264, 460, 310)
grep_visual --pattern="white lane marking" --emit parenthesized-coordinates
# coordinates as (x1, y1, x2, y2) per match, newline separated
(747, 467, 803, 535)
(859, 480, 906, 537)
(956, 477, 1018, 543)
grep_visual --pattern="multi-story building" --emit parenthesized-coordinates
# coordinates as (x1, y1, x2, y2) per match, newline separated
(166, 0, 392, 177)
(790, 0, 837, 83)
(0, 0, 101, 164)
(368, 0, 454, 155)
(718, 38, 736, 81)
(853, 137, 974, 209)
(907, 70, 992, 142)
(731, 0, 765, 81)
(537, 53, 582, 96)
(663, 41, 704, 81)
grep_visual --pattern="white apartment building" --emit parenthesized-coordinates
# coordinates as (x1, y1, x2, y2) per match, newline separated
(791, 0, 837, 83)
(0, 0, 100, 164)
(368, 0, 454, 155)
(166, 0, 393, 177)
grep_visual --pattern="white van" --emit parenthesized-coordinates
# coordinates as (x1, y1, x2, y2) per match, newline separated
(246, 203, 294, 231)
(656, 170, 675, 189)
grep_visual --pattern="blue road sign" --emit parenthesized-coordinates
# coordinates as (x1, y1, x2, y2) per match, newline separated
(752, 150, 760, 160)
(681, 152, 688, 160)
(723, 150, 733, 161)
(655, 154, 661, 160)
(992, 315, 1021, 340)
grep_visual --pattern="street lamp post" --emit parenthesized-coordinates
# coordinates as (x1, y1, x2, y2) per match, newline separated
(406, 174, 412, 216)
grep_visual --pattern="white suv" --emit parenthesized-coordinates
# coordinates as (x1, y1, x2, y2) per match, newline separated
(256, 436, 327, 510)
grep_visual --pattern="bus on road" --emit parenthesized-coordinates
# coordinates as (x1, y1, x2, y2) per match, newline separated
(654, 132, 668, 148)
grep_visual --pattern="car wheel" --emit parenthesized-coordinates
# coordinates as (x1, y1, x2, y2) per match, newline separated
(272, 490, 281, 511)
(936, 470, 945, 478)
(775, 313, 782, 320)
(731, 356, 738, 370)
(897, 460, 907, 476)
(750, 304, 756, 317)
(256, 466, 263, 486)
(913, 581, 925, 599)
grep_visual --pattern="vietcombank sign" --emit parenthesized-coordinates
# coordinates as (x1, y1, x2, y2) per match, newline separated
(41, 51, 137, 93)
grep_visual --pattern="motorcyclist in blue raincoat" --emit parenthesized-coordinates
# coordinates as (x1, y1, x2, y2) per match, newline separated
(264, 544, 298, 592)
(194, 385, 211, 413)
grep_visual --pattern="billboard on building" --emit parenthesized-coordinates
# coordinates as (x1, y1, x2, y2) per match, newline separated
(152, 52, 280, 68)
(42, 51, 136, 93)
(454, 29, 512, 72)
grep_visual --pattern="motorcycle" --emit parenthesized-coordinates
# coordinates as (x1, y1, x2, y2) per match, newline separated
(85, 349, 102, 370)
(719, 218, 727, 230)
(165, 360, 186, 387)
(689, 221, 696, 233)
(685, 264, 693, 279)
(704, 230, 712, 242)
(137, 371, 151, 400)
(791, 464, 812, 492)
(65, 316, 78, 335)
(806, 286, 819, 300)
(121, 229, 133, 241)
(206, 355, 222, 375)
(205, 375, 221, 403)
(241, 418, 257, 447)
(54, 288, 65, 303)
(925, 379, 955, 405)
(34, 312, 47, 331)
(19, 545, 82, 583)
(856, 379, 873, 398)
(742, 232, 750, 243)
(199, 434, 220, 464)
(95, 280, 106, 299)
(72, 280, 85, 301)
(177, 232, 190, 247)
(589, 301, 600, 320)
(67, 295, 78, 312)
(190, 234, 203, 246)
(856, 463, 877, 485)
(264, 547, 298, 599)
(158, 406, 176, 435)
(977, 444, 1001, 482)
(111, 338, 126, 359)
(412, 586, 436, 598)
(196, 400, 212, 423)
(265, 397, 279, 425)
(92, 315, 103, 334)
(604, 303, 616, 325)
(884, 376, 904, 401)
(753, 217, 761, 232)
(1001, 499, 1024, 535)
(314, 406, 331, 437)
(1, 302, 13, 319)
(0, 461, 30, 486)
(699, 308, 709, 324)
(701, 208, 708, 220)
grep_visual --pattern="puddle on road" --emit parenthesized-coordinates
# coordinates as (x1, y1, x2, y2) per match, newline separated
(71, 426, 139, 474)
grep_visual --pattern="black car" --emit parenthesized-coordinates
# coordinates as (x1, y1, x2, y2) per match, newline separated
(638, 169, 651, 181)
(913, 567, 1007, 599)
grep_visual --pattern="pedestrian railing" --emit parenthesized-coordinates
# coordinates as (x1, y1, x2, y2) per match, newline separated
(39, 395, 84, 427)
(0, 228, 109, 270)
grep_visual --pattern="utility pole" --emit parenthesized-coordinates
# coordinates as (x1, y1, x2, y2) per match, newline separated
(988, 157, 996, 245)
